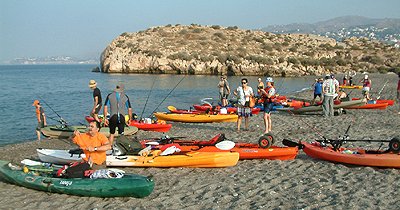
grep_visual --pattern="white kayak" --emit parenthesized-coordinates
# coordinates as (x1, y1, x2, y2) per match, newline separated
(276, 99, 365, 113)
(37, 148, 85, 165)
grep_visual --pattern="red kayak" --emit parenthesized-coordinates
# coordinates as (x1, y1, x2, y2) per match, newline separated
(85, 116, 172, 132)
(141, 134, 298, 160)
(346, 102, 388, 110)
(301, 141, 400, 168)
(129, 120, 172, 132)
(352, 98, 394, 106)
(193, 104, 261, 115)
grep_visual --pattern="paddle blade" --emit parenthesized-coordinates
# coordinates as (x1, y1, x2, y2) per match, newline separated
(282, 139, 302, 148)
(215, 140, 235, 150)
(167, 106, 177, 111)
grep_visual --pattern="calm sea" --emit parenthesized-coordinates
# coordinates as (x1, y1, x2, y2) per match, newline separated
(0, 64, 312, 146)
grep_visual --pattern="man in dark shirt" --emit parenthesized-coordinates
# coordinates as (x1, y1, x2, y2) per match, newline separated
(89, 80, 102, 122)
(103, 84, 132, 145)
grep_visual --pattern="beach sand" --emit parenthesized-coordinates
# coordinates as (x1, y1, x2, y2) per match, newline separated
(0, 73, 399, 209)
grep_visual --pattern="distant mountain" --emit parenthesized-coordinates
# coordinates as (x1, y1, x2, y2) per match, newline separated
(262, 16, 400, 45)
(7, 56, 98, 65)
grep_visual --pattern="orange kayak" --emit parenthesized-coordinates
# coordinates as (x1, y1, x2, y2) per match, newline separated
(346, 102, 388, 110)
(142, 134, 298, 160)
(352, 98, 394, 106)
(106, 150, 239, 168)
(192, 104, 261, 115)
(302, 141, 400, 168)
(339, 85, 363, 89)
(154, 112, 238, 123)
(129, 120, 172, 132)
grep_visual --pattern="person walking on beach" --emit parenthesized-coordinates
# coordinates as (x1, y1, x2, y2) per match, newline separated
(72, 121, 111, 169)
(312, 78, 323, 105)
(233, 78, 254, 131)
(103, 84, 133, 145)
(256, 78, 265, 97)
(218, 75, 230, 107)
(322, 74, 339, 117)
(360, 74, 372, 100)
(259, 77, 276, 134)
(89, 80, 102, 123)
(32, 100, 47, 141)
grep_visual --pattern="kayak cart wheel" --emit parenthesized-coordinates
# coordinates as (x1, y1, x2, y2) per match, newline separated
(258, 134, 274, 149)
(389, 137, 400, 153)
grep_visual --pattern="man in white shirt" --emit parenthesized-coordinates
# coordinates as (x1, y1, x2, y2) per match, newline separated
(322, 74, 339, 117)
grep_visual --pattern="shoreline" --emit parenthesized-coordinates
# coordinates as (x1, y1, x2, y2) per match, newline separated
(0, 73, 399, 209)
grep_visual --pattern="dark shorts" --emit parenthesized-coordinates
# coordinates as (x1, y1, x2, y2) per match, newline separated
(219, 92, 229, 100)
(36, 121, 44, 131)
(94, 104, 102, 114)
(109, 114, 125, 135)
(314, 93, 322, 99)
(263, 102, 274, 114)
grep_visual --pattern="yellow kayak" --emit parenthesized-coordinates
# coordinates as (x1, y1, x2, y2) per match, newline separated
(154, 112, 238, 123)
(106, 150, 239, 168)
(339, 85, 362, 89)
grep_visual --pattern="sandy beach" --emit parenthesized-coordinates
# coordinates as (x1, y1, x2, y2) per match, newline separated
(0, 73, 399, 209)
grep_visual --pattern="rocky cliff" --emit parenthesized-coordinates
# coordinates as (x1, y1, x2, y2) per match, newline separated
(100, 24, 400, 77)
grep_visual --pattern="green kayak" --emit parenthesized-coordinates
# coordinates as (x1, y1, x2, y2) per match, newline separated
(41, 125, 139, 138)
(0, 160, 154, 198)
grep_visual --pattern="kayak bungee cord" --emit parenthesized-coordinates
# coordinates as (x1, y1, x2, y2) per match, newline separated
(139, 78, 157, 120)
(149, 75, 186, 115)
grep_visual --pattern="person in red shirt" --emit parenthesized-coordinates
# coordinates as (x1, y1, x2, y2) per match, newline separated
(72, 121, 111, 169)
(32, 100, 47, 141)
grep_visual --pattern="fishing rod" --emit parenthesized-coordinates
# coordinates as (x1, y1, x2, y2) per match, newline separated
(139, 78, 157, 120)
(38, 96, 68, 125)
(374, 80, 389, 100)
(149, 75, 186, 115)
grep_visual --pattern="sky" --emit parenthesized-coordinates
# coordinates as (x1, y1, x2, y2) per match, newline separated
(1, 0, 400, 63)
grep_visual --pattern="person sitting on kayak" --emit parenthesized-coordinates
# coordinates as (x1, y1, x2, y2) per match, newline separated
(360, 74, 372, 100)
(259, 77, 276, 134)
(72, 121, 111, 169)
(103, 84, 133, 145)
(32, 100, 47, 141)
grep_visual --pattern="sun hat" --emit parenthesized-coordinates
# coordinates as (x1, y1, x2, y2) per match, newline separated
(266, 77, 274, 83)
(88, 80, 97, 88)
(32, 100, 39, 106)
(364, 74, 368, 79)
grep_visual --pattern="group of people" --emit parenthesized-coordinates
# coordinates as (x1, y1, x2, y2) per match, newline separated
(33, 80, 133, 168)
(218, 76, 276, 134)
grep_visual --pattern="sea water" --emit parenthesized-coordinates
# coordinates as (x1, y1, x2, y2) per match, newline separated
(0, 64, 312, 146)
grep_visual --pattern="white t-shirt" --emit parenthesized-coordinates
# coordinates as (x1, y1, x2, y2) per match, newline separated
(237, 86, 253, 106)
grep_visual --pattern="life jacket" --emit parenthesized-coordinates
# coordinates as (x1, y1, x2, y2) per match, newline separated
(263, 86, 276, 103)
(362, 79, 371, 88)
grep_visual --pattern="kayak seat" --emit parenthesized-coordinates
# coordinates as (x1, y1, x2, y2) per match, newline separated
(198, 133, 225, 146)
(68, 148, 84, 157)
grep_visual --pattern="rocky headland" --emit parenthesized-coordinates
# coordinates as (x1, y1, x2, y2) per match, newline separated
(100, 24, 400, 77)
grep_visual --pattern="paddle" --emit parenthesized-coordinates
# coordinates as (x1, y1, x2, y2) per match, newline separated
(215, 140, 236, 150)
(167, 105, 177, 112)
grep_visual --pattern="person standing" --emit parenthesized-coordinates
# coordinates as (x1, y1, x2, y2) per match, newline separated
(312, 78, 323, 105)
(218, 75, 230, 107)
(233, 78, 254, 131)
(259, 77, 275, 134)
(72, 121, 111, 169)
(397, 73, 400, 114)
(256, 78, 265, 96)
(322, 74, 339, 117)
(360, 74, 372, 100)
(32, 100, 47, 141)
(89, 80, 102, 123)
(103, 84, 133, 145)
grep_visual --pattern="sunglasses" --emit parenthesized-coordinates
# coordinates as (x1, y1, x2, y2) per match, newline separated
(241, 82, 247, 84)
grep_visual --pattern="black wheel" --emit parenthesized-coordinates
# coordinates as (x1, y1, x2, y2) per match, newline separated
(389, 137, 400, 153)
(258, 134, 274, 148)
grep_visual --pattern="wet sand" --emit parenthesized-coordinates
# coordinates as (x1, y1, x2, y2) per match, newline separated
(0, 73, 399, 209)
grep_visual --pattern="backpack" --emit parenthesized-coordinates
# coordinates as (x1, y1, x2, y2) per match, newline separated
(113, 135, 142, 155)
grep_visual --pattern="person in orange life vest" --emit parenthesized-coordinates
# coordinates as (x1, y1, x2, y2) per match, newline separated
(32, 100, 47, 141)
(360, 74, 372, 100)
(72, 121, 111, 169)
(259, 77, 276, 134)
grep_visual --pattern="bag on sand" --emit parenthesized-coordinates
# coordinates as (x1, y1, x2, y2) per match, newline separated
(113, 135, 142, 155)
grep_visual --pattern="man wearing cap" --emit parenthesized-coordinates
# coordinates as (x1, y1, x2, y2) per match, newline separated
(32, 100, 47, 140)
(89, 80, 102, 123)
(322, 74, 339, 117)
(103, 84, 132, 145)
